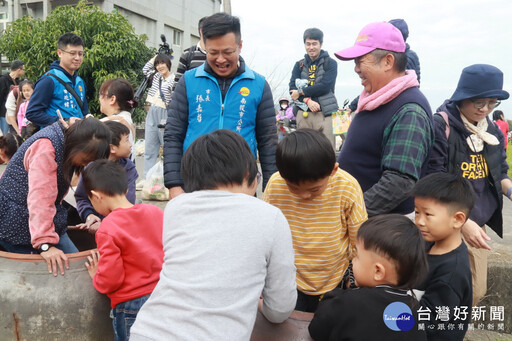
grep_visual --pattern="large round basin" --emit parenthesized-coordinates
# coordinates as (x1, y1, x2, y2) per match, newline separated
(250, 310, 314, 341)
(0, 232, 113, 341)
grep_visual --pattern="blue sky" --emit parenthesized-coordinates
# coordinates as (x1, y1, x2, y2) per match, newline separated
(231, 0, 512, 119)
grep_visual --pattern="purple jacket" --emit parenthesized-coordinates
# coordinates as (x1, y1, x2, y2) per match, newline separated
(74, 158, 138, 221)
(276, 107, 295, 121)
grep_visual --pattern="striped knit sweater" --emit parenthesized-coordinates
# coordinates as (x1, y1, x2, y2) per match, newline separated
(142, 58, 175, 109)
(173, 43, 207, 90)
(262, 169, 367, 295)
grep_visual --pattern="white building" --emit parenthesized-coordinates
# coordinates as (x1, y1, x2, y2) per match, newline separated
(0, 0, 222, 72)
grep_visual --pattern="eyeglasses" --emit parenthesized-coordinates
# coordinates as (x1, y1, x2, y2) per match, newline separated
(471, 99, 501, 110)
(206, 47, 238, 59)
(61, 49, 85, 58)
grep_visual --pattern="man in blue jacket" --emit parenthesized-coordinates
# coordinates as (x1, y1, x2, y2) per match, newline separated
(26, 33, 88, 127)
(289, 28, 338, 148)
(163, 13, 277, 199)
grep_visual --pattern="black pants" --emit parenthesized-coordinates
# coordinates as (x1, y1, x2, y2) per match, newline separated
(295, 290, 323, 313)
(295, 261, 355, 313)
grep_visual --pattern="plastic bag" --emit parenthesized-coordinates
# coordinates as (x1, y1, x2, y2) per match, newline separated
(141, 159, 169, 201)
(134, 139, 145, 156)
(332, 109, 352, 135)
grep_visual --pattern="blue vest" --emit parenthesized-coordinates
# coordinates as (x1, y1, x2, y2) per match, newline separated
(45, 69, 86, 120)
(338, 87, 432, 214)
(183, 64, 265, 157)
(0, 123, 69, 245)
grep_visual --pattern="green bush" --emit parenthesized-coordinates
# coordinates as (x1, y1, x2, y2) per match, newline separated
(0, 0, 153, 123)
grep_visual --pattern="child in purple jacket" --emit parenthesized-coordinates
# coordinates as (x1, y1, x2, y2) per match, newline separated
(74, 120, 138, 232)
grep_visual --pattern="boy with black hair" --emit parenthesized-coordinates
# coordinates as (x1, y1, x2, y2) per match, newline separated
(75, 120, 138, 232)
(27, 32, 88, 127)
(412, 172, 474, 341)
(83, 160, 163, 341)
(309, 214, 428, 341)
(263, 128, 367, 312)
(131, 129, 296, 341)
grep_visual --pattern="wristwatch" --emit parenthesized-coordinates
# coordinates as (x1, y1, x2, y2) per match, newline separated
(38, 243, 52, 253)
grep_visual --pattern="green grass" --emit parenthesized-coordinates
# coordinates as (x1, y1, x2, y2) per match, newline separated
(508, 142, 512, 178)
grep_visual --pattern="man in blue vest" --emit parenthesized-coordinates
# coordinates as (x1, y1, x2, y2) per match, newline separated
(335, 22, 434, 217)
(163, 13, 277, 199)
(289, 28, 338, 148)
(26, 33, 88, 127)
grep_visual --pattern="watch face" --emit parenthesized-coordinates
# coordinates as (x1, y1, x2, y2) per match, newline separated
(41, 244, 50, 252)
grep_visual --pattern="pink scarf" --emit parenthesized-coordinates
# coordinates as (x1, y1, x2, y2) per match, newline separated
(356, 70, 419, 113)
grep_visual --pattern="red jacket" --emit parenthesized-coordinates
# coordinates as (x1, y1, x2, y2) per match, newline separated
(93, 204, 164, 308)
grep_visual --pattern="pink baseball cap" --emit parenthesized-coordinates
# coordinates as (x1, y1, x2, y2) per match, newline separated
(335, 22, 405, 60)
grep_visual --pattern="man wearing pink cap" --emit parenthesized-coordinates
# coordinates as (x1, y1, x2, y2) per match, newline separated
(336, 22, 434, 217)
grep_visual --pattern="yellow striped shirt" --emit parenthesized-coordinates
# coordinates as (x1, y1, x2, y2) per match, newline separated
(262, 169, 367, 295)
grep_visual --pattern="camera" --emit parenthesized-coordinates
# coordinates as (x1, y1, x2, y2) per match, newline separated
(158, 34, 173, 59)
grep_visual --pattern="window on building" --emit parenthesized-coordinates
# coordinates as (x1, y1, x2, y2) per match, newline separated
(173, 30, 182, 46)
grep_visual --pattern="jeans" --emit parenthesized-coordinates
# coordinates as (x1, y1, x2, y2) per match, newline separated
(0, 232, 79, 254)
(111, 294, 151, 341)
(143, 105, 167, 178)
(0, 117, 9, 135)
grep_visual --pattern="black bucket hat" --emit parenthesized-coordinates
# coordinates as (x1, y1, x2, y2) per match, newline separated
(450, 64, 509, 102)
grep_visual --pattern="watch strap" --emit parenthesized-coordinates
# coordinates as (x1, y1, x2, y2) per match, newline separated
(38, 243, 52, 253)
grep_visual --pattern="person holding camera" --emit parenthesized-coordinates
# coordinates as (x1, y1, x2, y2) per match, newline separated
(141, 53, 175, 181)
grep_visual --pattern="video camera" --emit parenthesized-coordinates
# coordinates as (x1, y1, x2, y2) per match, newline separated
(158, 34, 173, 59)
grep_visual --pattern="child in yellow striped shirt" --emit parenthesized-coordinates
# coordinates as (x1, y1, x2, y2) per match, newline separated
(263, 129, 367, 312)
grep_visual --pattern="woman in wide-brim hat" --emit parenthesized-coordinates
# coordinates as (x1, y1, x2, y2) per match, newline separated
(427, 63, 511, 306)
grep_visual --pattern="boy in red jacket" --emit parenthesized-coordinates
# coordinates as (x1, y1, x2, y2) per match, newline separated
(83, 159, 163, 341)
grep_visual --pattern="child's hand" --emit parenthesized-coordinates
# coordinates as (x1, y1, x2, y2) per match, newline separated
(85, 250, 100, 279)
(85, 214, 101, 233)
(74, 214, 101, 234)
